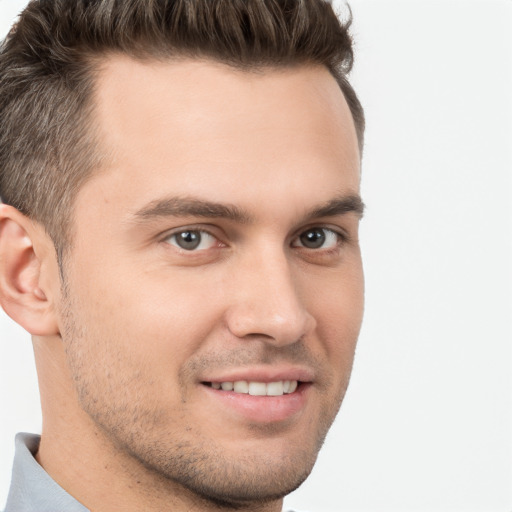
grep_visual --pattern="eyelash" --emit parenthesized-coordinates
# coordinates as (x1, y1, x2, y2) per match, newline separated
(163, 229, 222, 252)
(161, 226, 348, 253)
(291, 227, 347, 251)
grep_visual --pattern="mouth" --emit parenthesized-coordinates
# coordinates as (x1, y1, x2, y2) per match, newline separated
(203, 380, 299, 396)
(200, 374, 312, 423)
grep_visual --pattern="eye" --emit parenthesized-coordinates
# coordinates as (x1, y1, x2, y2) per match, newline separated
(292, 228, 341, 250)
(165, 230, 218, 251)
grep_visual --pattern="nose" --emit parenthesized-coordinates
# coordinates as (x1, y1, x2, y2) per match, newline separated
(225, 251, 316, 346)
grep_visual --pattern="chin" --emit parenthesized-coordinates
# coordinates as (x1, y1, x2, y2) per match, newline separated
(124, 433, 320, 508)
(170, 451, 316, 508)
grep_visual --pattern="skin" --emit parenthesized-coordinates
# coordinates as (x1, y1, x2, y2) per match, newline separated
(0, 58, 363, 512)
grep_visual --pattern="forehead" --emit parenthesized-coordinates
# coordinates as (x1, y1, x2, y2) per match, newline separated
(81, 56, 360, 220)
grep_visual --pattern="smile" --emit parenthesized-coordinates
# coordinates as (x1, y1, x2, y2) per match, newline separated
(206, 380, 299, 396)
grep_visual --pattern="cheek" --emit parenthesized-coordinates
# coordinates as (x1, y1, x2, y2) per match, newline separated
(71, 263, 228, 370)
(310, 262, 364, 359)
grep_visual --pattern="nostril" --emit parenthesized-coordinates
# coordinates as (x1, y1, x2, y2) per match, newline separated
(226, 306, 315, 347)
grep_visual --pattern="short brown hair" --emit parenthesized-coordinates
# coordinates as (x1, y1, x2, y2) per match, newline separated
(0, 0, 364, 251)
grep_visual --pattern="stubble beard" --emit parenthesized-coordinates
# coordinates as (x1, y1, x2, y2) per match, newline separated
(58, 284, 348, 509)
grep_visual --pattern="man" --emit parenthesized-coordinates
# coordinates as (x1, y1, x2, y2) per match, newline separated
(0, 0, 365, 511)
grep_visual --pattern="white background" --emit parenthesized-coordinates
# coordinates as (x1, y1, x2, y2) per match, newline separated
(1, 0, 511, 511)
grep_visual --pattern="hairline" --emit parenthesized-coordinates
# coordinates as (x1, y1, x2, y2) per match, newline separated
(57, 53, 363, 269)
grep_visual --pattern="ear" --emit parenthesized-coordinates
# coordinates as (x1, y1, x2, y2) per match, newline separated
(0, 204, 60, 336)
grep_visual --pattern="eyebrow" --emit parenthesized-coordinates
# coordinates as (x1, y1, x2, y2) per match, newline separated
(132, 196, 251, 224)
(307, 195, 365, 220)
(130, 193, 364, 224)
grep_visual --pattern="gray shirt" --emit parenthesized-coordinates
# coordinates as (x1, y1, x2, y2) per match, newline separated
(4, 433, 302, 512)
(4, 433, 89, 512)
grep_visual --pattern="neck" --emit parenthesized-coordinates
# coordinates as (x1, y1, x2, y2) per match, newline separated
(37, 430, 283, 512)
(33, 337, 283, 512)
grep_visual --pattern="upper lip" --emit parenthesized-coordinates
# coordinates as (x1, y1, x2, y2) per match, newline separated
(200, 366, 315, 384)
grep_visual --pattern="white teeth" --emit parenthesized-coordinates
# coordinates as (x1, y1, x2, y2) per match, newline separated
(233, 381, 249, 393)
(267, 381, 284, 396)
(248, 382, 267, 396)
(211, 380, 298, 396)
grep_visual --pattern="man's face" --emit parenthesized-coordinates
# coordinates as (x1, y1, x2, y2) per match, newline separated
(58, 58, 363, 505)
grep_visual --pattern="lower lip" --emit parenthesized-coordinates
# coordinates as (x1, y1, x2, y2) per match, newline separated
(202, 384, 311, 423)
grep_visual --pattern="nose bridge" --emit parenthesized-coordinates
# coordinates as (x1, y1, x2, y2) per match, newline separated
(225, 245, 316, 344)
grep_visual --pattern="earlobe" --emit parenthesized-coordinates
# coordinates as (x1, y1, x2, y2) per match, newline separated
(0, 204, 60, 336)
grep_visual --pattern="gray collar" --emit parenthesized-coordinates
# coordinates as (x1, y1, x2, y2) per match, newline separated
(4, 433, 89, 512)
(4, 433, 303, 512)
